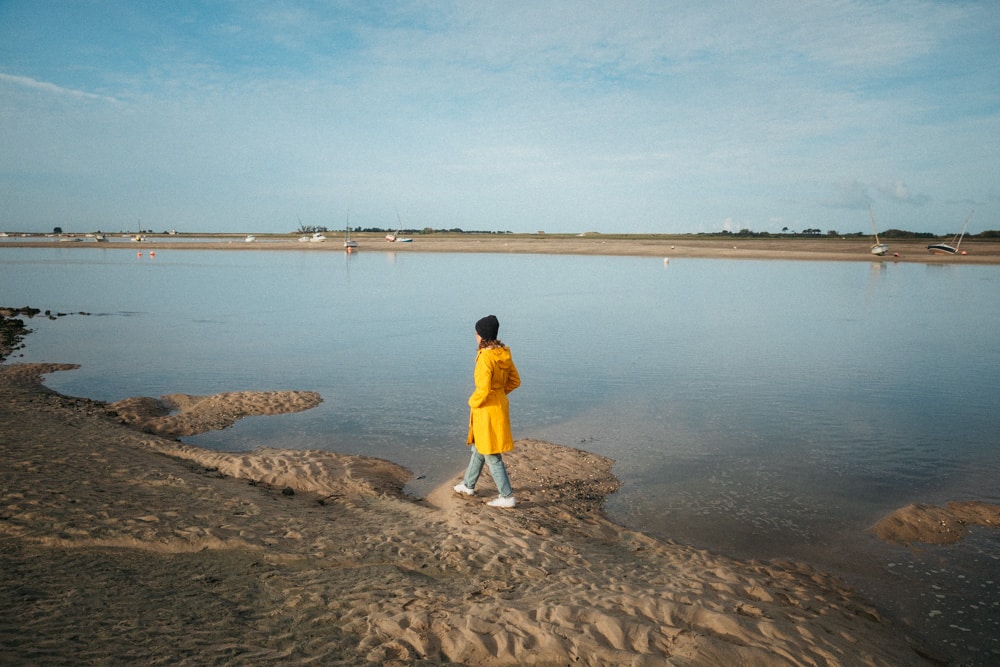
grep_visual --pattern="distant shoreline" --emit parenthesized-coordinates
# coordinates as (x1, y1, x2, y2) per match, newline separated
(4, 234, 1000, 264)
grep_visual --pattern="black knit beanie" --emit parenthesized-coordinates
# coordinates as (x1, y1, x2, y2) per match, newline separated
(475, 315, 500, 340)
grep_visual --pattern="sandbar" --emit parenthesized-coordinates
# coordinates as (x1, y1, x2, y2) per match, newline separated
(0, 361, 941, 665)
(5, 233, 1000, 264)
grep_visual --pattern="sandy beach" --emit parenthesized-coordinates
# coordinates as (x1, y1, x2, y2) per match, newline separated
(5, 233, 1000, 264)
(3, 239, 997, 665)
(1, 358, 949, 666)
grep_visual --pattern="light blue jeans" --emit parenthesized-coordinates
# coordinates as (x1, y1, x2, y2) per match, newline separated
(463, 449, 513, 498)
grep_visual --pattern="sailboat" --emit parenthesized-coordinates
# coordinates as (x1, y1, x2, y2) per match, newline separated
(868, 205, 889, 256)
(385, 210, 412, 242)
(927, 211, 973, 255)
(344, 212, 358, 251)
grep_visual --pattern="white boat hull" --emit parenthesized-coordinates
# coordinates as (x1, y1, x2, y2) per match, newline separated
(870, 244, 889, 256)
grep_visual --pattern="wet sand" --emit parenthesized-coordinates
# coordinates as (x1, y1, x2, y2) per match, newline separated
(0, 359, 945, 665)
(5, 233, 1000, 264)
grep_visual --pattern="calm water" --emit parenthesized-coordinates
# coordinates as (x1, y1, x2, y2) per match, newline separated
(3, 246, 999, 663)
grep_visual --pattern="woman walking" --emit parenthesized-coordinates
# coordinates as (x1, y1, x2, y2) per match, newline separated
(453, 315, 521, 508)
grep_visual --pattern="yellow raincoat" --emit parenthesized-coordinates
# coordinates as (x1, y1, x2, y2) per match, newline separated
(467, 346, 521, 455)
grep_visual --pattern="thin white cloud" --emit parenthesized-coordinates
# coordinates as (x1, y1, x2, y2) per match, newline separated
(875, 180, 931, 207)
(0, 72, 119, 104)
(0, 1, 997, 234)
(825, 178, 932, 210)
(825, 180, 874, 210)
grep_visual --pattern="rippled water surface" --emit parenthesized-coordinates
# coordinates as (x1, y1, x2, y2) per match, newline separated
(3, 246, 999, 663)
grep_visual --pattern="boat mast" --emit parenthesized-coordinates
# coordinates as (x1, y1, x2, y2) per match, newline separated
(869, 205, 882, 246)
(954, 210, 974, 251)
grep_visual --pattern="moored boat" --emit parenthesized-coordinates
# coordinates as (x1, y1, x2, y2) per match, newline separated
(927, 243, 958, 255)
(385, 211, 412, 243)
(927, 211, 973, 256)
(868, 206, 889, 256)
(344, 212, 358, 250)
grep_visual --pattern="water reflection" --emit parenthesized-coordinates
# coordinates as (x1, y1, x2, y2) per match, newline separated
(4, 248, 999, 663)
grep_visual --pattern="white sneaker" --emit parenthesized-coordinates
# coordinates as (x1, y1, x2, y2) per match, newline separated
(453, 483, 475, 496)
(487, 495, 516, 508)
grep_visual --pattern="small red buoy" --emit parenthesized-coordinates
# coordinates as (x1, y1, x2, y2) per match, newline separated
(150, 251, 155, 257)
(137, 252, 142, 258)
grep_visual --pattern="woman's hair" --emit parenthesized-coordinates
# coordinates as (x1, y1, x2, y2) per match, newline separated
(478, 338, 505, 350)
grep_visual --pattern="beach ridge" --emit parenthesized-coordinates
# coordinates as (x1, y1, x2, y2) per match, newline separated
(5, 234, 1000, 264)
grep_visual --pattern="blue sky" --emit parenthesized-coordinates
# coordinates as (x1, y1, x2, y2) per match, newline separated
(1, 1, 998, 235)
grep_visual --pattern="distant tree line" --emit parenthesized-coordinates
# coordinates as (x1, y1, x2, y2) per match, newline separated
(300, 226, 513, 235)
(297, 225, 328, 233)
(705, 228, 999, 239)
(42, 225, 997, 238)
